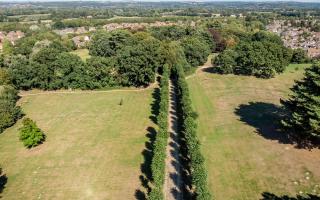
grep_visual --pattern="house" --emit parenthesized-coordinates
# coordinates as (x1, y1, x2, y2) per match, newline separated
(308, 48, 320, 58)
(75, 27, 87, 34)
(6, 31, 25, 45)
(29, 25, 40, 31)
(72, 35, 90, 48)
(53, 28, 75, 36)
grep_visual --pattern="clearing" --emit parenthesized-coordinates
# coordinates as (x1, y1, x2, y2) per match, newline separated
(187, 64, 320, 200)
(0, 88, 155, 199)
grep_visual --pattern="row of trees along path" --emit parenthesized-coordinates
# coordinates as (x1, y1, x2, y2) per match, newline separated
(163, 80, 183, 200)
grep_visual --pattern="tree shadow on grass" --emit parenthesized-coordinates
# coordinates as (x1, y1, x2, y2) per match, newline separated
(0, 168, 7, 198)
(261, 192, 320, 200)
(149, 88, 160, 124)
(135, 126, 157, 200)
(135, 86, 160, 200)
(234, 102, 319, 149)
(234, 102, 291, 143)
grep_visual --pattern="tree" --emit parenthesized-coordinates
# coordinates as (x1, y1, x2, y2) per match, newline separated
(0, 85, 22, 133)
(51, 53, 90, 89)
(214, 32, 292, 78)
(0, 68, 11, 85)
(214, 49, 237, 74)
(13, 37, 37, 56)
(2, 40, 13, 56)
(89, 30, 133, 57)
(52, 21, 66, 29)
(19, 118, 45, 148)
(86, 56, 118, 88)
(180, 36, 211, 68)
(291, 48, 308, 64)
(116, 43, 157, 86)
(281, 63, 320, 140)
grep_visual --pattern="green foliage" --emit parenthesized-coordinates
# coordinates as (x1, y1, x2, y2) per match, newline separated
(0, 85, 22, 133)
(2, 40, 14, 56)
(150, 26, 188, 41)
(50, 53, 92, 89)
(86, 56, 119, 88)
(281, 63, 320, 139)
(0, 68, 11, 85)
(89, 30, 133, 57)
(213, 49, 237, 74)
(180, 36, 211, 67)
(291, 48, 308, 64)
(19, 118, 45, 148)
(149, 65, 170, 199)
(173, 64, 211, 199)
(116, 43, 157, 87)
(214, 31, 292, 78)
(13, 37, 37, 56)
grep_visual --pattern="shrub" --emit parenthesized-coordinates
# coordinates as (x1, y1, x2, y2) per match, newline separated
(19, 118, 45, 148)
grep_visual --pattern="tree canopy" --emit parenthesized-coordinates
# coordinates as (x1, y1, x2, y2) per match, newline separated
(281, 63, 320, 140)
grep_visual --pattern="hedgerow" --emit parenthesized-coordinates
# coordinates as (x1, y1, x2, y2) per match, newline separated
(172, 64, 212, 200)
(149, 64, 170, 199)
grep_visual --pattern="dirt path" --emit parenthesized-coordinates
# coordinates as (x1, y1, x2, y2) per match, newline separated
(186, 54, 214, 80)
(163, 80, 183, 200)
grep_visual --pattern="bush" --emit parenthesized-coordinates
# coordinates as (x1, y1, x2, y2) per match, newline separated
(291, 48, 308, 64)
(19, 118, 45, 148)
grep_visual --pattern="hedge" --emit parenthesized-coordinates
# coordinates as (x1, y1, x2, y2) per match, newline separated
(172, 64, 212, 200)
(149, 64, 170, 199)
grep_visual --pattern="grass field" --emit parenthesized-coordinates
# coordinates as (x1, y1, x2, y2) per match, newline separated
(187, 64, 320, 200)
(71, 49, 91, 61)
(0, 89, 155, 199)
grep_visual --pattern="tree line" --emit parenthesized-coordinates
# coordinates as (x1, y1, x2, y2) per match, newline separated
(0, 26, 215, 90)
(173, 64, 211, 200)
(149, 65, 170, 200)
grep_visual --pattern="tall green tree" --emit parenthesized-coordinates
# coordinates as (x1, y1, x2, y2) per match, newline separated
(281, 63, 320, 139)
(180, 36, 211, 68)
(89, 30, 133, 57)
(0, 85, 22, 133)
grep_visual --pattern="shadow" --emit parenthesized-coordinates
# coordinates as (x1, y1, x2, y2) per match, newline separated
(135, 126, 157, 200)
(0, 168, 7, 198)
(201, 66, 220, 74)
(149, 88, 160, 124)
(234, 102, 319, 149)
(170, 79, 193, 200)
(261, 192, 320, 200)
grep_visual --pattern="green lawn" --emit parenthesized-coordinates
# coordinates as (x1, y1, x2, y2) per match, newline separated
(187, 64, 320, 200)
(71, 49, 91, 61)
(0, 89, 155, 199)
